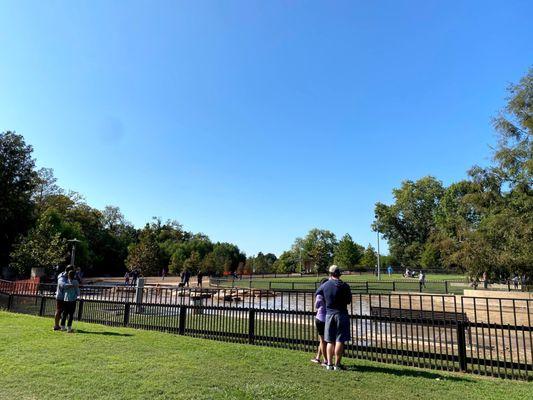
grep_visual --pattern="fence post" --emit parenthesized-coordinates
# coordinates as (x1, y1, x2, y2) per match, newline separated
(39, 296, 46, 316)
(291, 282, 295, 290)
(392, 281, 396, 292)
(179, 305, 187, 335)
(445, 281, 449, 294)
(77, 300, 84, 321)
(269, 281, 272, 290)
(365, 282, 369, 294)
(7, 294, 13, 311)
(124, 303, 130, 326)
(248, 309, 255, 344)
(456, 321, 468, 372)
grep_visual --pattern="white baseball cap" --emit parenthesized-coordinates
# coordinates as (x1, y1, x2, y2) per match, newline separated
(329, 265, 341, 275)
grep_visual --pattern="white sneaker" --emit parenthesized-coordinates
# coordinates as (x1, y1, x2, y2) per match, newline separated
(326, 364, 334, 370)
(60, 326, 67, 331)
(67, 328, 74, 333)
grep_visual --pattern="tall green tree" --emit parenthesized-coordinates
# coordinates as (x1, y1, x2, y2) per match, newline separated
(359, 244, 377, 268)
(10, 210, 68, 276)
(293, 229, 337, 273)
(374, 176, 445, 266)
(126, 225, 163, 276)
(272, 251, 299, 273)
(0, 131, 38, 269)
(333, 234, 363, 269)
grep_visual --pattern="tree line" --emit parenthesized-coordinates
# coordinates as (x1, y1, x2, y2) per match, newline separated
(374, 69, 532, 280)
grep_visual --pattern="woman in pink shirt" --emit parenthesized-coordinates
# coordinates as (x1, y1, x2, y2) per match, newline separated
(311, 278, 328, 365)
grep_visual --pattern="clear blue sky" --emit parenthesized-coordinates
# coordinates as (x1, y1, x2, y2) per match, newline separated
(1, 1, 531, 256)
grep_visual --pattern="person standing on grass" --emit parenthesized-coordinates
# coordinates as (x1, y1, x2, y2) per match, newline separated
(311, 278, 329, 365)
(387, 265, 393, 276)
(315, 265, 352, 371)
(60, 270, 80, 332)
(53, 265, 74, 331)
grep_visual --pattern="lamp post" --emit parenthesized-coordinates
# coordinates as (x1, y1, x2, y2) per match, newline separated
(375, 215, 381, 281)
(67, 239, 81, 266)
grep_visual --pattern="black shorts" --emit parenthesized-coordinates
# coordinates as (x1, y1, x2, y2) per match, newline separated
(56, 299, 65, 312)
(315, 318, 325, 336)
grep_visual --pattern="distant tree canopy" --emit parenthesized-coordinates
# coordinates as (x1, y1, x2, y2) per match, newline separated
(0, 133, 247, 278)
(374, 68, 533, 280)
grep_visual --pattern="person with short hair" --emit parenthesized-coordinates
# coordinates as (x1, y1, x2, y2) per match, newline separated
(315, 265, 352, 370)
(311, 278, 329, 365)
(60, 270, 80, 333)
(53, 265, 74, 331)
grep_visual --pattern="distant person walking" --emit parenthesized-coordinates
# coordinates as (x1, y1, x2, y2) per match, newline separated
(124, 271, 130, 286)
(387, 265, 393, 276)
(53, 265, 74, 331)
(512, 274, 519, 290)
(181, 269, 190, 287)
(311, 278, 329, 365)
(197, 271, 204, 288)
(60, 270, 80, 333)
(315, 265, 352, 371)
(131, 270, 139, 286)
(419, 270, 426, 290)
(482, 271, 488, 289)
(161, 268, 166, 281)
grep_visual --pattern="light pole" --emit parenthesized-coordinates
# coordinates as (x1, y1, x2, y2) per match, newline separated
(377, 230, 381, 280)
(67, 239, 81, 266)
(375, 215, 381, 281)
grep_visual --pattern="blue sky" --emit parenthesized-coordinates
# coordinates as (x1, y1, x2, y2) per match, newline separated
(0, 1, 531, 256)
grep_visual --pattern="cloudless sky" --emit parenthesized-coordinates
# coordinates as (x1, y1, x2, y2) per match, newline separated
(1, 1, 531, 256)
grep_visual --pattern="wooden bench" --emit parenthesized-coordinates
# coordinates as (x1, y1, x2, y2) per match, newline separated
(369, 306, 471, 343)
(369, 306, 469, 324)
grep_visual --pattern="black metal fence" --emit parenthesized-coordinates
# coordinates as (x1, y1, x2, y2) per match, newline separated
(0, 282, 531, 381)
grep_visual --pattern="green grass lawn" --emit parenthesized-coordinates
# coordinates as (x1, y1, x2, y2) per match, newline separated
(214, 273, 468, 294)
(1, 312, 531, 400)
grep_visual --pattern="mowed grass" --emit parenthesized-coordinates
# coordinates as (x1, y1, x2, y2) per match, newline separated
(251, 273, 467, 282)
(216, 273, 468, 293)
(1, 312, 531, 400)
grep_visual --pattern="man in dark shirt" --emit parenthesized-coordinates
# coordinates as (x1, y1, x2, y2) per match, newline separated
(315, 265, 352, 370)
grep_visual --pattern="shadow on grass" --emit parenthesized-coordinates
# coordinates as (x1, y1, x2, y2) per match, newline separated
(345, 364, 472, 382)
(75, 329, 133, 337)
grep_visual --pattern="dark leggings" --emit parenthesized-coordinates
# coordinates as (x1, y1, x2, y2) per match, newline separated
(60, 301, 76, 327)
